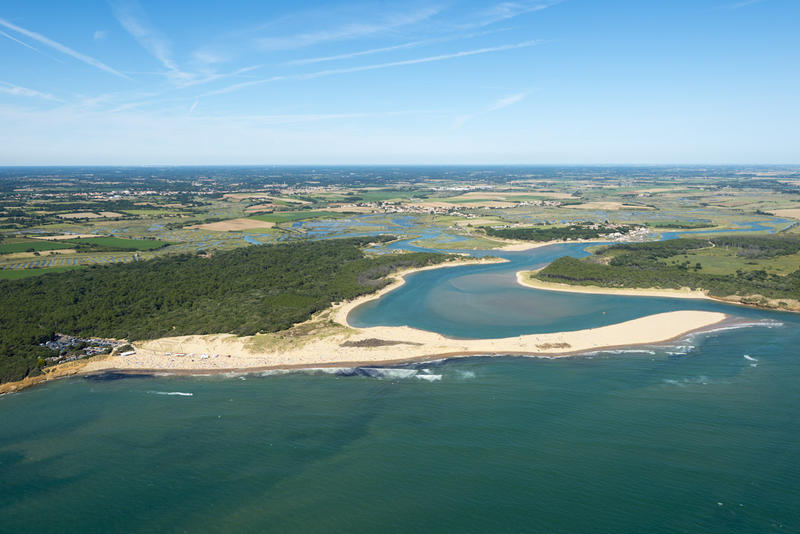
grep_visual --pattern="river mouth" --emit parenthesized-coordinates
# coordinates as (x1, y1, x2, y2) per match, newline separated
(348, 241, 781, 339)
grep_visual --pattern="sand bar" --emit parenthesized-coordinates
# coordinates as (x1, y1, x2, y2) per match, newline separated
(516, 270, 710, 299)
(79, 256, 726, 376)
(82, 310, 727, 375)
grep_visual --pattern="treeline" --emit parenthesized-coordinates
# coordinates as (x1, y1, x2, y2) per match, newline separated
(0, 237, 452, 384)
(484, 223, 636, 242)
(710, 235, 800, 258)
(604, 235, 800, 262)
(535, 236, 800, 302)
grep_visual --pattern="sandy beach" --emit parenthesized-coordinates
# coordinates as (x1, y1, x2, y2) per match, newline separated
(78, 255, 727, 376)
(516, 270, 710, 299)
(82, 310, 727, 375)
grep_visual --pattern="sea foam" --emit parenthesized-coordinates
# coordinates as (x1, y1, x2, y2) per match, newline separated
(416, 374, 442, 382)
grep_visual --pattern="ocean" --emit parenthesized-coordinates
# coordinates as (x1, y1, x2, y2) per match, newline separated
(1, 242, 798, 533)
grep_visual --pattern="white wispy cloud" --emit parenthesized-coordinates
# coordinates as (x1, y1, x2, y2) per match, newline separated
(1, 28, 67, 64)
(205, 40, 542, 97)
(191, 50, 228, 65)
(254, 6, 442, 51)
(1, 28, 39, 52)
(288, 40, 430, 66)
(464, 0, 562, 28)
(0, 81, 61, 101)
(0, 17, 129, 79)
(111, 1, 263, 91)
(189, 100, 198, 113)
(287, 28, 513, 66)
(111, 0, 191, 84)
(487, 92, 527, 111)
(454, 91, 528, 128)
(94, 30, 109, 41)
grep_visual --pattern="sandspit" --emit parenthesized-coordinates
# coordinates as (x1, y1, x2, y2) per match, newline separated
(79, 256, 727, 376)
(82, 311, 727, 375)
(516, 270, 710, 299)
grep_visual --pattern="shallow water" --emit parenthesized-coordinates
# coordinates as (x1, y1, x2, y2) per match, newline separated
(349, 242, 780, 338)
(1, 238, 799, 532)
(1, 321, 799, 533)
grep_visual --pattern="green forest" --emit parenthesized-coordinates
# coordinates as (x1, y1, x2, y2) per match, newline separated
(483, 223, 636, 242)
(0, 237, 452, 384)
(535, 236, 800, 303)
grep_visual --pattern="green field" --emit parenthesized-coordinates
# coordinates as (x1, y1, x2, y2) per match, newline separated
(249, 211, 351, 223)
(0, 239, 74, 254)
(68, 237, 171, 250)
(678, 247, 800, 276)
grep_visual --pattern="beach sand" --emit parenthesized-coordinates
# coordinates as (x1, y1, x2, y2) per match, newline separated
(516, 270, 710, 299)
(80, 257, 727, 376)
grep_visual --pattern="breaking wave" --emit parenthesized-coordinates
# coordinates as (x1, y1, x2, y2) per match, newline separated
(662, 376, 713, 387)
(253, 367, 427, 380)
(148, 391, 193, 396)
(693, 320, 783, 338)
(417, 374, 442, 382)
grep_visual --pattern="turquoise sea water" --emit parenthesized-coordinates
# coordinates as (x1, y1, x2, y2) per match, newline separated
(1, 241, 799, 533)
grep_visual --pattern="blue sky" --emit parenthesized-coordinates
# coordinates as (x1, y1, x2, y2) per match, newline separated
(0, 0, 797, 164)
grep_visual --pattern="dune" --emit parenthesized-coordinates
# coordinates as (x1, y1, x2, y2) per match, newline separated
(81, 258, 726, 376)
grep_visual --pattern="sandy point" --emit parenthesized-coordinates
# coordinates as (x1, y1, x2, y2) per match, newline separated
(516, 270, 710, 299)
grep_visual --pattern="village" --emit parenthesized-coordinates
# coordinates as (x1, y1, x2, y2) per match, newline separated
(40, 334, 126, 364)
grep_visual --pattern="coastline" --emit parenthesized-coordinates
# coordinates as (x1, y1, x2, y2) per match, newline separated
(517, 270, 800, 312)
(78, 310, 729, 377)
(332, 256, 508, 326)
(3, 255, 733, 393)
(76, 316, 740, 380)
(516, 270, 710, 299)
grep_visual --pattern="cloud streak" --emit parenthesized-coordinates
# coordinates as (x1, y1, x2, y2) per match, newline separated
(0, 17, 129, 79)
(0, 28, 40, 52)
(254, 6, 442, 50)
(287, 28, 513, 66)
(205, 40, 542, 97)
(487, 92, 527, 111)
(111, 1, 190, 83)
(0, 81, 61, 101)
(287, 40, 431, 66)
(454, 91, 528, 128)
(463, 0, 562, 28)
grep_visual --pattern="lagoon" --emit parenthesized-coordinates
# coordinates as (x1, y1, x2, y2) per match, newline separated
(1, 238, 798, 533)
